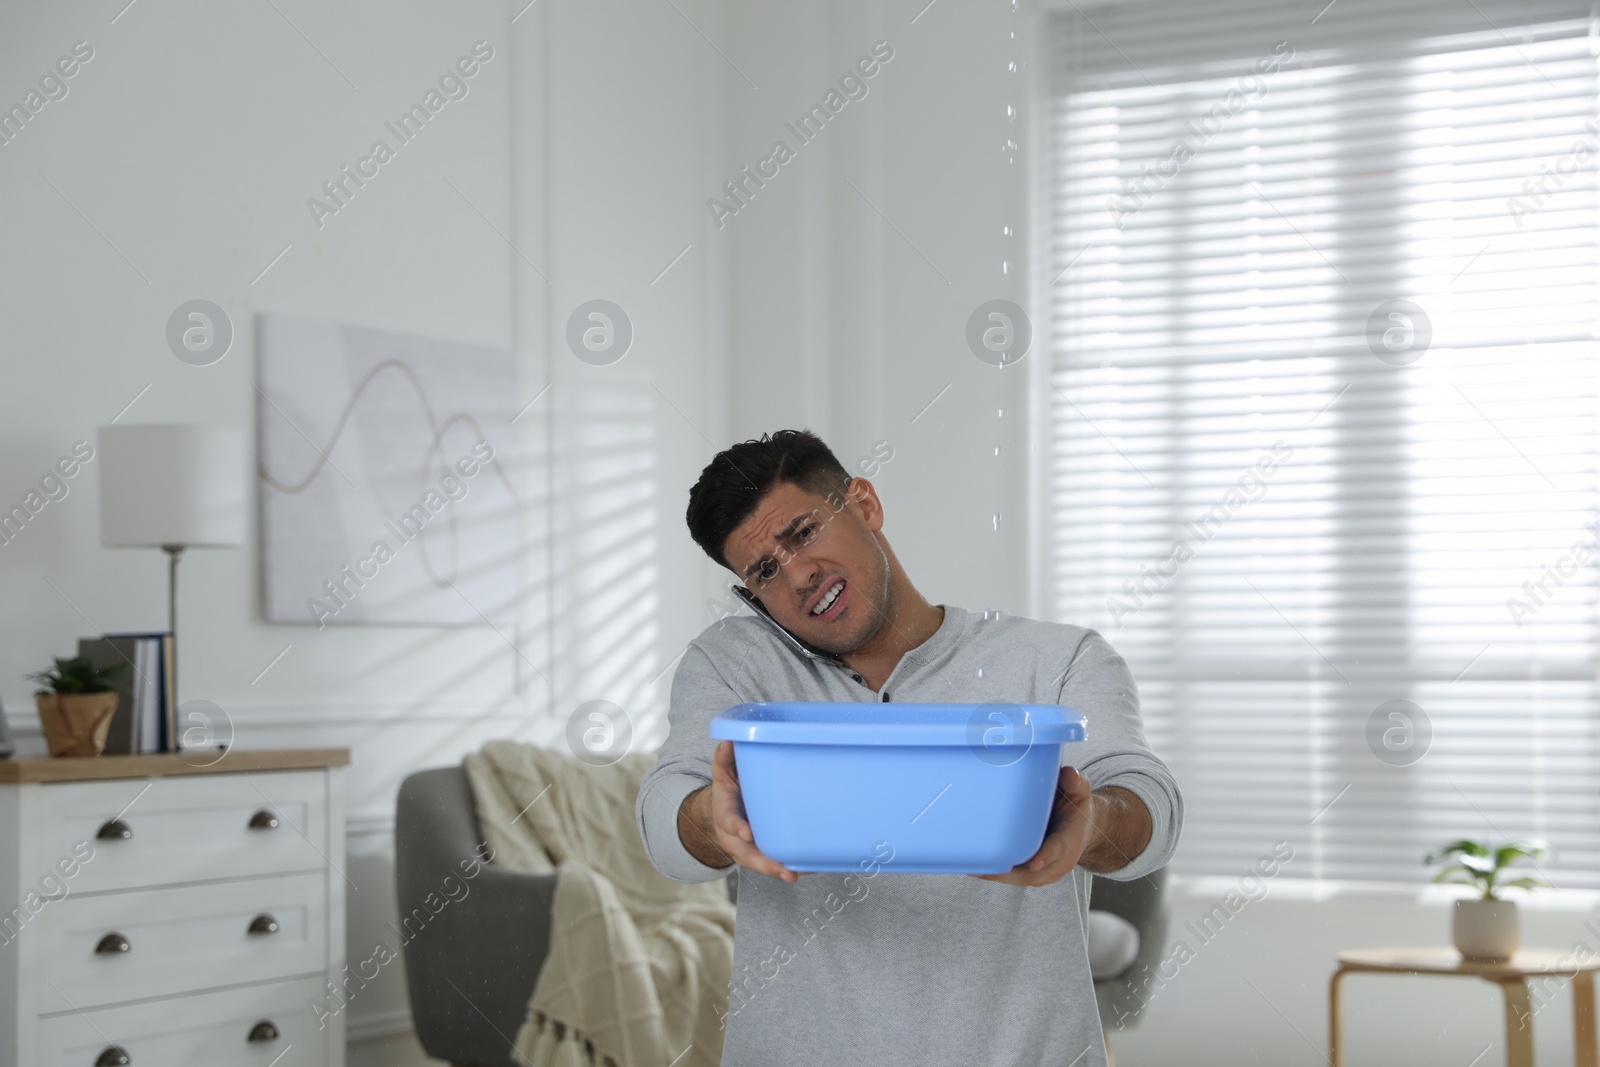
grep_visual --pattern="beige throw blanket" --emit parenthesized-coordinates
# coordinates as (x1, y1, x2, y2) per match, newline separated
(464, 741, 735, 1067)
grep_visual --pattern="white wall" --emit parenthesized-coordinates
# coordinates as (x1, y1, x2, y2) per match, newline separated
(1118, 884, 1600, 1066)
(1, 0, 730, 1057)
(723, 0, 1036, 618)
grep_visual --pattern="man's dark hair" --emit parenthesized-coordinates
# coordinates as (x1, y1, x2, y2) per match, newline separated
(686, 429, 852, 570)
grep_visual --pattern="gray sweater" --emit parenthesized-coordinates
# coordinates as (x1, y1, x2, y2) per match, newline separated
(636, 603, 1183, 1067)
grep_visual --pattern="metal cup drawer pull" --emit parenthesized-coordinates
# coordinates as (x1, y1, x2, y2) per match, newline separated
(94, 1046, 131, 1065)
(247, 1020, 279, 1043)
(247, 809, 280, 831)
(94, 932, 131, 955)
(247, 913, 279, 936)
(96, 818, 133, 841)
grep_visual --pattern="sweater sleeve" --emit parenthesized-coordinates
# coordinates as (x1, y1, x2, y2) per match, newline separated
(1057, 629, 1184, 881)
(635, 640, 741, 883)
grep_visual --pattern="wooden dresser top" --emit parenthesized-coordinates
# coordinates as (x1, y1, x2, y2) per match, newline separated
(0, 748, 350, 783)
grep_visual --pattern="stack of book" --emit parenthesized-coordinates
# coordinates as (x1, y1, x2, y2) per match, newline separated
(76, 633, 175, 754)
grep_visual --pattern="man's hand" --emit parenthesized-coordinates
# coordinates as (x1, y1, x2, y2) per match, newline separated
(973, 768, 1152, 887)
(678, 740, 804, 884)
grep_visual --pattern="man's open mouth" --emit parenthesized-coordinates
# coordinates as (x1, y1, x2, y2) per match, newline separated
(809, 578, 846, 619)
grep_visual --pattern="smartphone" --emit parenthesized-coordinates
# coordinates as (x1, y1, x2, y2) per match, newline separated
(728, 584, 844, 663)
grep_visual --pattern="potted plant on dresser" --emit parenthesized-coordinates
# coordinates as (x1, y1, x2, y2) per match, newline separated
(1424, 838, 1550, 961)
(27, 655, 126, 757)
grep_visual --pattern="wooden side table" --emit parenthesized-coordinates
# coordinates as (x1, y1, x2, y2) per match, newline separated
(1330, 947, 1599, 1067)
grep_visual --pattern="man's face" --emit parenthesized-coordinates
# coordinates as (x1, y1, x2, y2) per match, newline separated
(722, 478, 893, 655)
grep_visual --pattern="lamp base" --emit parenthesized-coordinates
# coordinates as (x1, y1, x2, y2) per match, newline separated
(162, 544, 183, 754)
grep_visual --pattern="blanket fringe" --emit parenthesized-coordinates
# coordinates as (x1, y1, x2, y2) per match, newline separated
(520, 1009, 623, 1067)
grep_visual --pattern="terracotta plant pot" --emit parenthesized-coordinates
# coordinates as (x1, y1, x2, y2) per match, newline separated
(35, 692, 119, 757)
(1453, 897, 1519, 961)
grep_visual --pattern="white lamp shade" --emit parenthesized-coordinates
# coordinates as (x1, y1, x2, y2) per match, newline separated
(98, 425, 247, 548)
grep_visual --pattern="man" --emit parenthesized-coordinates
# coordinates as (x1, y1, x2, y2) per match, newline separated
(636, 429, 1183, 1066)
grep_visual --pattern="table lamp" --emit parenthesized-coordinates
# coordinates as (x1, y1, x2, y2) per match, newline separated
(98, 425, 246, 731)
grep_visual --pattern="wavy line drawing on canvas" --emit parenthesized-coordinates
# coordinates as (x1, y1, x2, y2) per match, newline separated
(257, 313, 519, 627)
(259, 357, 518, 589)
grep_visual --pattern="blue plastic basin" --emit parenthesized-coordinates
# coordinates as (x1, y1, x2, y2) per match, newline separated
(710, 702, 1087, 875)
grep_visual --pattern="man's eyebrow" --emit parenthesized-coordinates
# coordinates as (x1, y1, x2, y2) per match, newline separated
(740, 512, 814, 578)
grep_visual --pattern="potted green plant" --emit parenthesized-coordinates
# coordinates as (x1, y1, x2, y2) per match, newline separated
(1424, 838, 1549, 961)
(28, 656, 126, 757)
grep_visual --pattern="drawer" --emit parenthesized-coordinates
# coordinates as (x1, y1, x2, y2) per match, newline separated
(37, 975, 334, 1067)
(36, 872, 327, 1011)
(23, 771, 329, 894)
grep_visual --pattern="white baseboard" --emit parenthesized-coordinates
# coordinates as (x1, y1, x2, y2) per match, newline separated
(347, 812, 395, 838)
(347, 1005, 415, 1043)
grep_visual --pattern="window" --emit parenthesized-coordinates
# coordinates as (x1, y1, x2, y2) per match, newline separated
(1043, 0, 1600, 885)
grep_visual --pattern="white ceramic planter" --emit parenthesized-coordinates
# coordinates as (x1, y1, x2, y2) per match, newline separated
(1453, 898, 1519, 961)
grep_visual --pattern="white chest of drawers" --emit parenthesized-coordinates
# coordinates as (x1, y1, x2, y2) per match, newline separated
(0, 749, 348, 1067)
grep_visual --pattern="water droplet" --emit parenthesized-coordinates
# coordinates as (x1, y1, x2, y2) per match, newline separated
(994, 445, 1003, 457)
(998, 408, 1006, 417)
(978, 667, 986, 679)
(1002, 225, 1014, 236)
(1006, 106, 1017, 121)
(993, 511, 1002, 530)
(1008, 61, 1018, 73)
(1002, 260, 1010, 275)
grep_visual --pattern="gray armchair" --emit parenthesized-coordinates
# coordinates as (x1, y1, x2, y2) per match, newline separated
(396, 766, 559, 1067)
(394, 766, 1166, 1065)
(1089, 869, 1171, 1035)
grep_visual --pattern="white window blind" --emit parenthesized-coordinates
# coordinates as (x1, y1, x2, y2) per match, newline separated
(1043, 0, 1600, 886)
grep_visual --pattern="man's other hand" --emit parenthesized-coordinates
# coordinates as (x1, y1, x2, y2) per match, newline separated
(679, 739, 805, 884)
(973, 766, 1093, 887)
(973, 768, 1152, 887)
